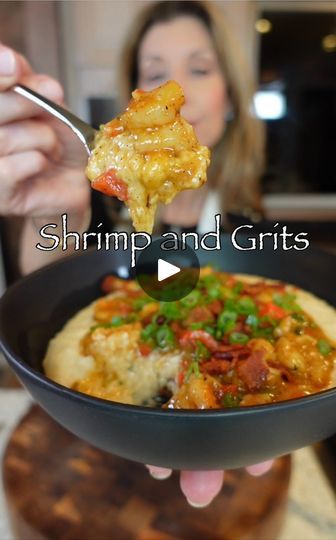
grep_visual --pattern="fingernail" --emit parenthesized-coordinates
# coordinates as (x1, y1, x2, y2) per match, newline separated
(147, 465, 172, 480)
(247, 459, 274, 477)
(149, 469, 172, 480)
(0, 48, 15, 76)
(186, 498, 210, 509)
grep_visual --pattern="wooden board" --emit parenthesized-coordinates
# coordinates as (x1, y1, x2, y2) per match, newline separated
(3, 405, 291, 540)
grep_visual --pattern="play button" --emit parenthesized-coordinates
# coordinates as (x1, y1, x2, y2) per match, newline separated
(158, 259, 180, 282)
(136, 238, 200, 302)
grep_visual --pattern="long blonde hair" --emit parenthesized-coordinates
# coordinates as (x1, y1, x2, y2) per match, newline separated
(118, 0, 265, 221)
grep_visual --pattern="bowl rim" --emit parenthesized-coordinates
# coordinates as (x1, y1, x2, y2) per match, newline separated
(1, 245, 335, 419)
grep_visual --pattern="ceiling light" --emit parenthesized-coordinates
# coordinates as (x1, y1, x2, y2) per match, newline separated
(255, 18, 272, 34)
(322, 34, 336, 53)
(254, 91, 286, 120)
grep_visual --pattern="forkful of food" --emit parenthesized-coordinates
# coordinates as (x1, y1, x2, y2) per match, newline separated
(13, 80, 210, 233)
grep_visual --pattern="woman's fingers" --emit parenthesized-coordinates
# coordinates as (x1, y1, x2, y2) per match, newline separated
(246, 459, 274, 476)
(180, 470, 224, 508)
(176, 463, 273, 508)
(0, 119, 60, 158)
(0, 74, 64, 125)
(146, 467, 224, 507)
(20, 72, 64, 104)
(0, 150, 48, 211)
(147, 462, 274, 509)
(0, 45, 32, 89)
(0, 44, 64, 125)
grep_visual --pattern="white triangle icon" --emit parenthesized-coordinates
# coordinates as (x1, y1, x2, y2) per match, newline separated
(158, 259, 181, 282)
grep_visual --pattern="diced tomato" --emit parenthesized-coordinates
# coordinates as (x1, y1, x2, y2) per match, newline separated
(170, 321, 185, 339)
(226, 277, 237, 287)
(177, 371, 185, 386)
(207, 300, 223, 315)
(92, 169, 128, 201)
(179, 330, 219, 352)
(221, 384, 239, 395)
(186, 306, 213, 324)
(101, 275, 119, 293)
(138, 342, 152, 356)
(104, 119, 124, 138)
(259, 302, 287, 320)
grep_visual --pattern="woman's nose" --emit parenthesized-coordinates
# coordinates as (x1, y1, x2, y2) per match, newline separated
(173, 78, 195, 118)
(180, 90, 196, 122)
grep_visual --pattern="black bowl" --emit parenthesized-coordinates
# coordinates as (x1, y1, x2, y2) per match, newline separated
(0, 236, 335, 470)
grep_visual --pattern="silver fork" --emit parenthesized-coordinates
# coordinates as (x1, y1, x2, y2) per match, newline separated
(13, 84, 97, 156)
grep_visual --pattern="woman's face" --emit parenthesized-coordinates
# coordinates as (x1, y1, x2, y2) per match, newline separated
(137, 16, 229, 148)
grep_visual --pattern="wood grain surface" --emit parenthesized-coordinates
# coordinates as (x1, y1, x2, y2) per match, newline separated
(3, 405, 291, 540)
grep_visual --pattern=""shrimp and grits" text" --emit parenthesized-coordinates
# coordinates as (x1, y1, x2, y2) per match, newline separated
(36, 213, 309, 267)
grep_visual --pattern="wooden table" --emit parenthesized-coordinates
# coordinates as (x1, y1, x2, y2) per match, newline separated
(3, 405, 291, 540)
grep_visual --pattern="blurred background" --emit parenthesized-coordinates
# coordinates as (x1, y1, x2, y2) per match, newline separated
(0, 3, 335, 538)
(0, 0, 335, 287)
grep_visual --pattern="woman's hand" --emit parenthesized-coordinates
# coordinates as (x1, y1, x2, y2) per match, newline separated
(0, 44, 90, 222)
(147, 461, 274, 507)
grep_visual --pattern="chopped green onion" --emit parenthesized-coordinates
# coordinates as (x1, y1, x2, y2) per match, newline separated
(252, 327, 275, 340)
(111, 316, 126, 326)
(133, 296, 152, 310)
(90, 322, 112, 332)
(155, 325, 175, 349)
(237, 297, 257, 315)
(186, 360, 201, 379)
(222, 393, 241, 407)
(221, 287, 233, 299)
(180, 289, 201, 308)
(260, 315, 278, 328)
(200, 273, 224, 299)
(159, 302, 183, 321)
(273, 293, 301, 312)
(224, 298, 237, 312)
(232, 282, 244, 295)
(201, 274, 220, 288)
(292, 312, 306, 322)
(217, 310, 237, 334)
(90, 316, 126, 332)
(141, 322, 158, 342)
(194, 340, 211, 360)
(189, 322, 206, 330)
(203, 325, 216, 337)
(229, 332, 249, 344)
(317, 339, 332, 356)
(207, 284, 222, 300)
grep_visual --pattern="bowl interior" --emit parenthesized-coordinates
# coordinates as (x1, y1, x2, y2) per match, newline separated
(2, 235, 336, 382)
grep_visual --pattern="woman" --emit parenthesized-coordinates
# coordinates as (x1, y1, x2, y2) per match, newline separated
(118, 0, 264, 233)
(0, 1, 272, 506)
